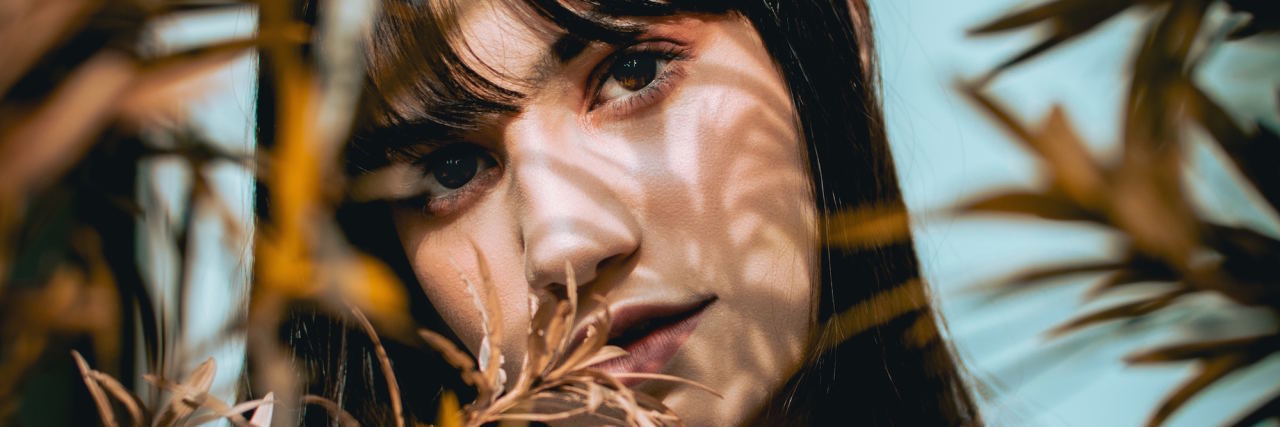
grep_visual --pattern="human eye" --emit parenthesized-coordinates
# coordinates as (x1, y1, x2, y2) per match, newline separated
(588, 41, 690, 116)
(408, 143, 501, 216)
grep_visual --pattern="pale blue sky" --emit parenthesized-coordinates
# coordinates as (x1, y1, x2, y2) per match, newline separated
(870, 1, 1280, 425)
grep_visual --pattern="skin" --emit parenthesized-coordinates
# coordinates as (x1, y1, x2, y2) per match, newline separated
(386, 5, 817, 425)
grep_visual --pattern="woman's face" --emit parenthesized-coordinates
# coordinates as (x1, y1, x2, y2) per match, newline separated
(388, 4, 816, 425)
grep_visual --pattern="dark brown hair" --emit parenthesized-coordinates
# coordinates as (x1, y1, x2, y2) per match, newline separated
(258, 0, 982, 425)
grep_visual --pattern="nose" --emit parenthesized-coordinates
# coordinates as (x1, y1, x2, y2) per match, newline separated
(506, 110, 641, 290)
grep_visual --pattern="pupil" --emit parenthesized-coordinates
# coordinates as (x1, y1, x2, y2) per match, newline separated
(613, 56, 657, 91)
(433, 154, 477, 189)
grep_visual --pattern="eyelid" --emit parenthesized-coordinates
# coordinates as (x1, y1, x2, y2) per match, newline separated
(385, 142, 503, 217)
(585, 39, 691, 113)
(417, 155, 500, 217)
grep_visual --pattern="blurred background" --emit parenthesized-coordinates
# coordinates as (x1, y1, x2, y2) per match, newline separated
(870, 0, 1280, 425)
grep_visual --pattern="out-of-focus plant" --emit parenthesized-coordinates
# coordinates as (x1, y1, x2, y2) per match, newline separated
(0, 0, 717, 425)
(958, 0, 1278, 425)
(73, 350, 277, 426)
(0, 0, 305, 423)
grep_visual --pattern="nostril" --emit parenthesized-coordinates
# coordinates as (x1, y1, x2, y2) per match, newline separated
(593, 252, 634, 281)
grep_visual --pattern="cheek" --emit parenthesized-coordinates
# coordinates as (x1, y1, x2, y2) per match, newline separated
(391, 201, 532, 358)
(656, 25, 816, 273)
(636, 20, 816, 425)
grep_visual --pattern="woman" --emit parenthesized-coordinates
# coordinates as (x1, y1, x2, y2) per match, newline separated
(271, 0, 982, 425)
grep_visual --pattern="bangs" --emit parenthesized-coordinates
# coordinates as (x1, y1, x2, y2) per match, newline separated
(352, 0, 731, 159)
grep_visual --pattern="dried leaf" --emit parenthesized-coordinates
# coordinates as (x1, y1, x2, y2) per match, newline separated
(1039, 106, 1107, 205)
(347, 302, 403, 427)
(0, 0, 101, 96)
(976, 260, 1125, 297)
(247, 392, 274, 427)
(904, 313, 940, 349)
(152, 356, 217, 426)
(825, 204, 911, 249)
(1047, 288, 1191, 337)
(824, 279, 929, 350)
(1126, 334, 1280, 364)
(558, 260, 580, 358)
(186, 392, 275, 426)
(586, 383, 605, 412)
(1146, 353, 1264, 427)
(338, 254, 411, 332)
(1083, 254, 1179, 300)
(301, 395, 361, 427)
(969, 0, 1075, 33)
(1188, 79, 1280, 210)
(492, 405, 592, 423)
(0, 51, 137, 196)
(970, 0, 1146, 78)
(120, 25, 310, 126)
(578, 345, 628, 369)
(89, 371, 146, 427)
(538, 299, 573, 376)
(969, 0, 1137, 34)
(608, 373, 724, 399)
(454, 254, 504, 399)
(71, 350, 118, 427)
(956, 81, 1036, 154)
(521, 292, 565, 384)
(437, 390, 463, 427)
(549, 307, 614, 379)
(419, 329, 478, 377)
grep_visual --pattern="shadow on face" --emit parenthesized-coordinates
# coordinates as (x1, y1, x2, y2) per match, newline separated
(354, 3, 820, 425)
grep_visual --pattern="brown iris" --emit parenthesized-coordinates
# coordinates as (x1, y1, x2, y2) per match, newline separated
(609, 55, 659, 91)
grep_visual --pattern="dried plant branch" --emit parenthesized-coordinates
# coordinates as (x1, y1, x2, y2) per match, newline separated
(72, 350, 121, 427)
(825, 203, 913, 249)
(187, 392, 275, 426)
(302, 394, 361, 427)
(417, 261, 719, 426)
(89, 370, 147, 426)
(823, 279, 929, 350)
(346, 301, 404, 427)
(1145, 352, 1264, 427)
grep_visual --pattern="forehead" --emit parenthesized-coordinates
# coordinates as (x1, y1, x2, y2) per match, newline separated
(452, 0, 565, 89)
(358, 0, 662, 134)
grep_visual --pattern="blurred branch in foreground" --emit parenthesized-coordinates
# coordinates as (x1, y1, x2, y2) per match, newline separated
(959, 0, 1279, 425)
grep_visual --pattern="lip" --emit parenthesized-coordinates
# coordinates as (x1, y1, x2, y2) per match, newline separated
(584, 296, 717, 386)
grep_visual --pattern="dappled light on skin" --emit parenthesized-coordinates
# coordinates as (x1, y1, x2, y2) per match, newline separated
(2, 0, 989, 426)
(378, 9, 817, 426)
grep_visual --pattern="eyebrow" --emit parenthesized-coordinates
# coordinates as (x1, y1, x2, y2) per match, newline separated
(523, 33, 593, 87)
(551, 34, 590, 63)
(527, 30, 638, 87)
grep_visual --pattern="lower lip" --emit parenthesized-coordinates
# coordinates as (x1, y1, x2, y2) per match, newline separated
(591, 306, 709, 386)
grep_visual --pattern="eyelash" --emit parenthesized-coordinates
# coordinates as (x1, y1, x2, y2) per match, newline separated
(587, 41, 690, 116)
(397, 144, 501, 217)
(388, 42, 690, 217)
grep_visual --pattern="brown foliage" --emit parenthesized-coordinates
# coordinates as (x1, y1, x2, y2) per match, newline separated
(964, 0, 1280, 424)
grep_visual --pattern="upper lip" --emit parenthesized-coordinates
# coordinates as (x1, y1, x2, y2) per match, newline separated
(605, 297, 716, 347)
(567, 295, 718, 354)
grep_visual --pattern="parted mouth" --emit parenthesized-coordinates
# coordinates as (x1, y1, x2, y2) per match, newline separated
(588, 295, 718, 385)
